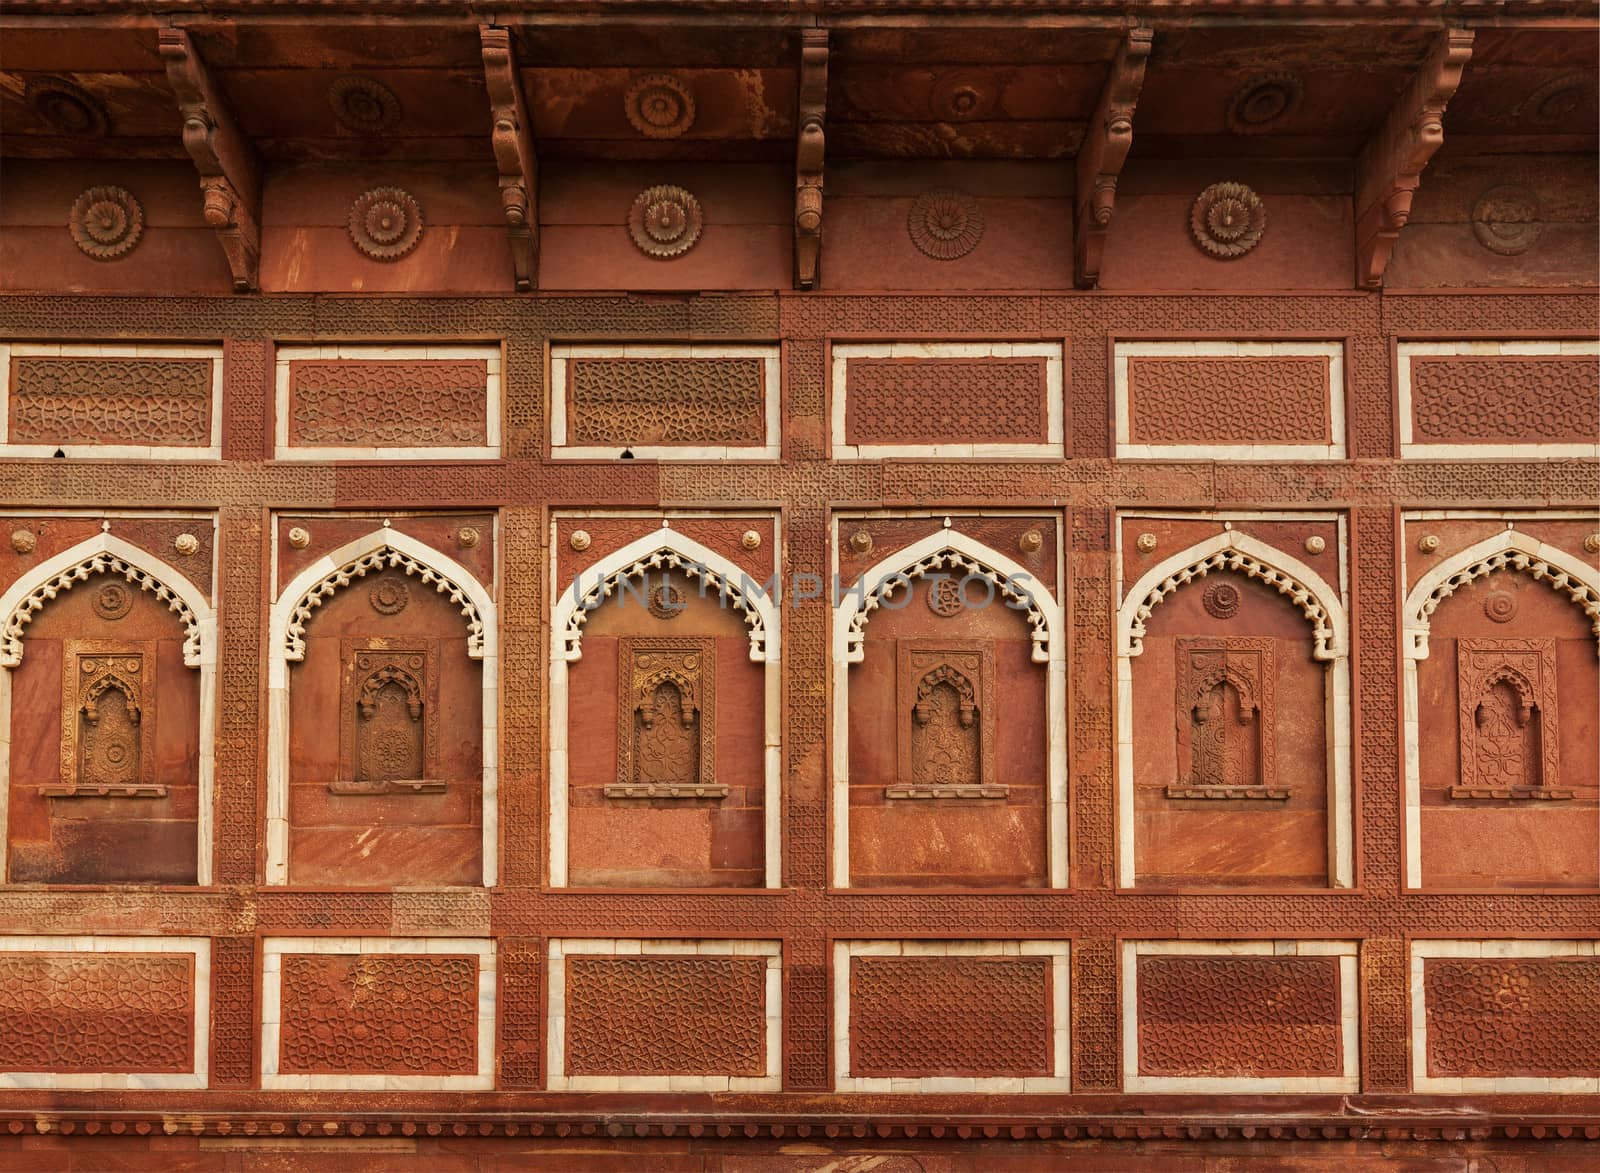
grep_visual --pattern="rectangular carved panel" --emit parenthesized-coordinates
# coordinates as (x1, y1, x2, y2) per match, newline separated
(567, 356, 767, 447)
(47, 640, 164, 799)
(8, 355, 213, 446)
(849, 955, 1052, 1078)
(333, 639, 443, 795)
(1410, 355, 1599, 445)
(1454, 637, 1567, 800)
(845, 357, 1049, 447)
(286, 359, 489, 447)
(0, 951, 194, 1073)
(1424, 955, 1600, 1079)
(564, 956, 767, 1077)
(1168, 637, 1283, 801)
(607, 636, 724, 799)
(1136, 955, 1344, 1078)
(276, 953, 480, 1076)
(890, 640, 1003, 799)
(1126, 356, 1331, 445)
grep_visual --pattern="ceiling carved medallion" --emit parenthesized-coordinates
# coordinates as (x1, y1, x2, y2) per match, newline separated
(625, 74, 696, 139)
(26, 76, 109, 137)
(68, 186, 144, 261)
(1519, 73, 1593, 124)
(1471, 185, 1542, 256)
(907, 189, 984, 260)
(328, 76, 403, 135)
(1226, 72, 1303, 133)
(628, 185, 703, 258)
(348, 187, 424, 261)
(929, 70, 1000, 122)
(1189, 182, 1265, 259)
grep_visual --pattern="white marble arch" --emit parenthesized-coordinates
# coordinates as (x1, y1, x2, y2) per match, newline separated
(0, 532, 218, 884)
(830, 525, 1067, 889)
(548, 526, 782, 888)
(1115, 529, 1352, 889)
(266, 526, 498, 886)
(1400, 525, 1600, 889)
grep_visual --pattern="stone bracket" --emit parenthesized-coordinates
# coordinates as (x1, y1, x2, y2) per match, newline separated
(158, 28, 262, 294)
(794, 28, 829, 290)
(1353, 28, 1474, 289)
(480, 26, 540, 292)
(1074, 26, 1153, 289)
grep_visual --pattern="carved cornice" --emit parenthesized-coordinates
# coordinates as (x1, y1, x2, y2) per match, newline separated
(794, 28, 828, 290)
(1074, 26, 1152, 289)
(480, 25, 540, 292)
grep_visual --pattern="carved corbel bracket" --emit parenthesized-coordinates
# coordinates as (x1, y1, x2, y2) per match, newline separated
(1074, 26, 1152, 289)
(158, 28, 261, 293)
(1353, 28, 1474, 289)
(794, 29, 828, 290)
(480, 26, 540, 291)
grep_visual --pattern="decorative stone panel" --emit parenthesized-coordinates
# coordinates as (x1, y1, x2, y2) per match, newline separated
(547, 939, 781, 1091)
(550, 344, 779, 459)
(834, 941, 1070, 1093)
(274, 344, 501, 460)
(0, 936, 210, 1090)
(1412, 940, 1600, 1093)
(1114, 341, 1345, 460)
(0, 343, 222, 459)
(830, 341, 1064, 459)
(1122, 940, 1359, 1093)
(261, 937, 495, 1090)
(1399, 340, 1600, 458)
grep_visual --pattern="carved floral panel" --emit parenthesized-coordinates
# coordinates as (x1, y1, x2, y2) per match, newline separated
(8, 356, 213, 447)
(608, 636, 722, 799)
(1454, 638, 1566, 800)
(1424, 955, 1600, 1079)
(892, 640, 1001, 799)
(1170, 636, 1282, 801)
(51, 640, 163, 799)
(334, 639, 443, 795)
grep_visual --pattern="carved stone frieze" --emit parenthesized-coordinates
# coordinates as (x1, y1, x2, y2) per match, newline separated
(1189, 182, 1265, 259)
(628, 185, 702, 259)
(567, 356, 765, 447)
(1453, 637, 1568, 801)
(68, 186, 144, 261)
(348, 187, 424, 261)
(607, 636, 724, 799)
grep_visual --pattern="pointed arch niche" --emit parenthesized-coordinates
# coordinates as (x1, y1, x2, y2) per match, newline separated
(266, 524, 497, 887)
(831, 519, 1067, 889)
(548, 521, 781, 889)
(1401, 517, 1600, 890)
(1115, 520, 1352, 890)
(0, 529, 217, 885)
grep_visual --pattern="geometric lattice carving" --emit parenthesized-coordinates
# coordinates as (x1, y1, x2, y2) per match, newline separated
(1168, 636, 1285, 801)
(331, 641, 443, 795)
(1453, 637, 1567, 801)
(8, 357, 213, 446)
(568, 358, 765, 447)
(47, 640, 165, 799)
(606, 636, 724, 799)
(0, 952, 194, 1073)
(1424, 956, 1600, 1079)
(1127, 356, 1329, 445)
(1410, 356, 1599, 444)
(287, 360, 488, 447)
(1, 556, 202, 669)
(889, 641, 1003, 800)
(282, 546, 485, 662)
(846, 358, 1046, 446)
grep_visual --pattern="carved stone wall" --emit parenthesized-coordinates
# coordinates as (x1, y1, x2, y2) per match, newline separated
(7, 356, 212, 447)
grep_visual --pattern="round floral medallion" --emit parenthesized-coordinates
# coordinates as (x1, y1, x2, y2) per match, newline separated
(1018, 529, 1043, 554)
(907, 189, 984, 261)
(1417, 534, 1441, 554)
(741, 529, 762, 551)
(1521, 74, 1592, 125)
(1135, 532, 1159, 554)
(27, 76, 109, 137)
(1471, 185, 1542, 256)
(69, 186, 144, 261)
(368, 577, 411, 615)
(569, 529, 592, 552)
(1304, 535, 1327, 555)
(11, 530, 36, 555)
(287, 526, 312, 550)
(93, 581, 134, 621)
(625, 74, 695, 139)
(647, 583, 685, 620)
(348, 187, 423, 261)
(848, 530, 874, 556)
(930, 70, 998, 122)
(1190, 182, 1265, 259)
(628, 185, 703, 259)
(1482, 590, 1518, 624)
(457, 526, 481, 549)
(329, 76, 402, 135)
(1226, 72, 1303, 133)
(1202, 581, 1242, 620)
(173, 532, 200, 557)
(928, 577, 965, 618)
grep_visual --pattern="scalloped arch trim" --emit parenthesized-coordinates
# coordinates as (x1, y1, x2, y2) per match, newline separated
(284, 546, 485, 661)
(2, 552, 201, 668)
(1411, 544, 1600, 657)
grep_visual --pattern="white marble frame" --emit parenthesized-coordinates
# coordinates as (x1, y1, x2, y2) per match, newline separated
(833, 939, 1071, 1094)
(273, 343, 503, 461)
(829, 340, 1066, 460)
(261, 935, 496, 1091)
(1397, 339, 1600, 460)
(1112, 340, 1347, 461)
(546, 937, 783, 1092)
(547, 520, 782, 888)
(549, 343, 782, 461)
(265, 523, 499, 886)
(1122, 939, 1360, 1094)
(1399, 516, 1600, 889)
(1113, 520, 1353, 889)
(1410, 938, 1600, 1094)
(0, 530, 218, 885)
(0, 342, 224, 460)
(830, 518, 1068, 889)
(0, 935, 211, 1090)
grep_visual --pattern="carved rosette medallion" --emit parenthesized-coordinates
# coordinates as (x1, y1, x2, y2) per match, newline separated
(173, 533, 200, 557)
(287, 526, 312, 550)
(456, 526, 481, 549)
(92, 581, 134, 621)
(1520, 73, 1593, 124)
(328, 76, 402, 135)
(907, 189, 984, 260)
(11, 530, 37, 555)
(647, 582, 685, 620)
(1202, 581, 1241, 620)
(1472, 186, 1542, 256)
(368, 577, 411, 616)
(1482, 590, 1518, 623)
(1190, 182, 1265, 259)
(348, 187, 423, 261)
(26, 76, 109, 137)
(628, 185, 703, 258)
(1226, 72, 1303, 133)
(927, 578, 965, 618)
(69, 186, 144, 261)
(625, 74, 696, 139)
(930, 70, 998, 122)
